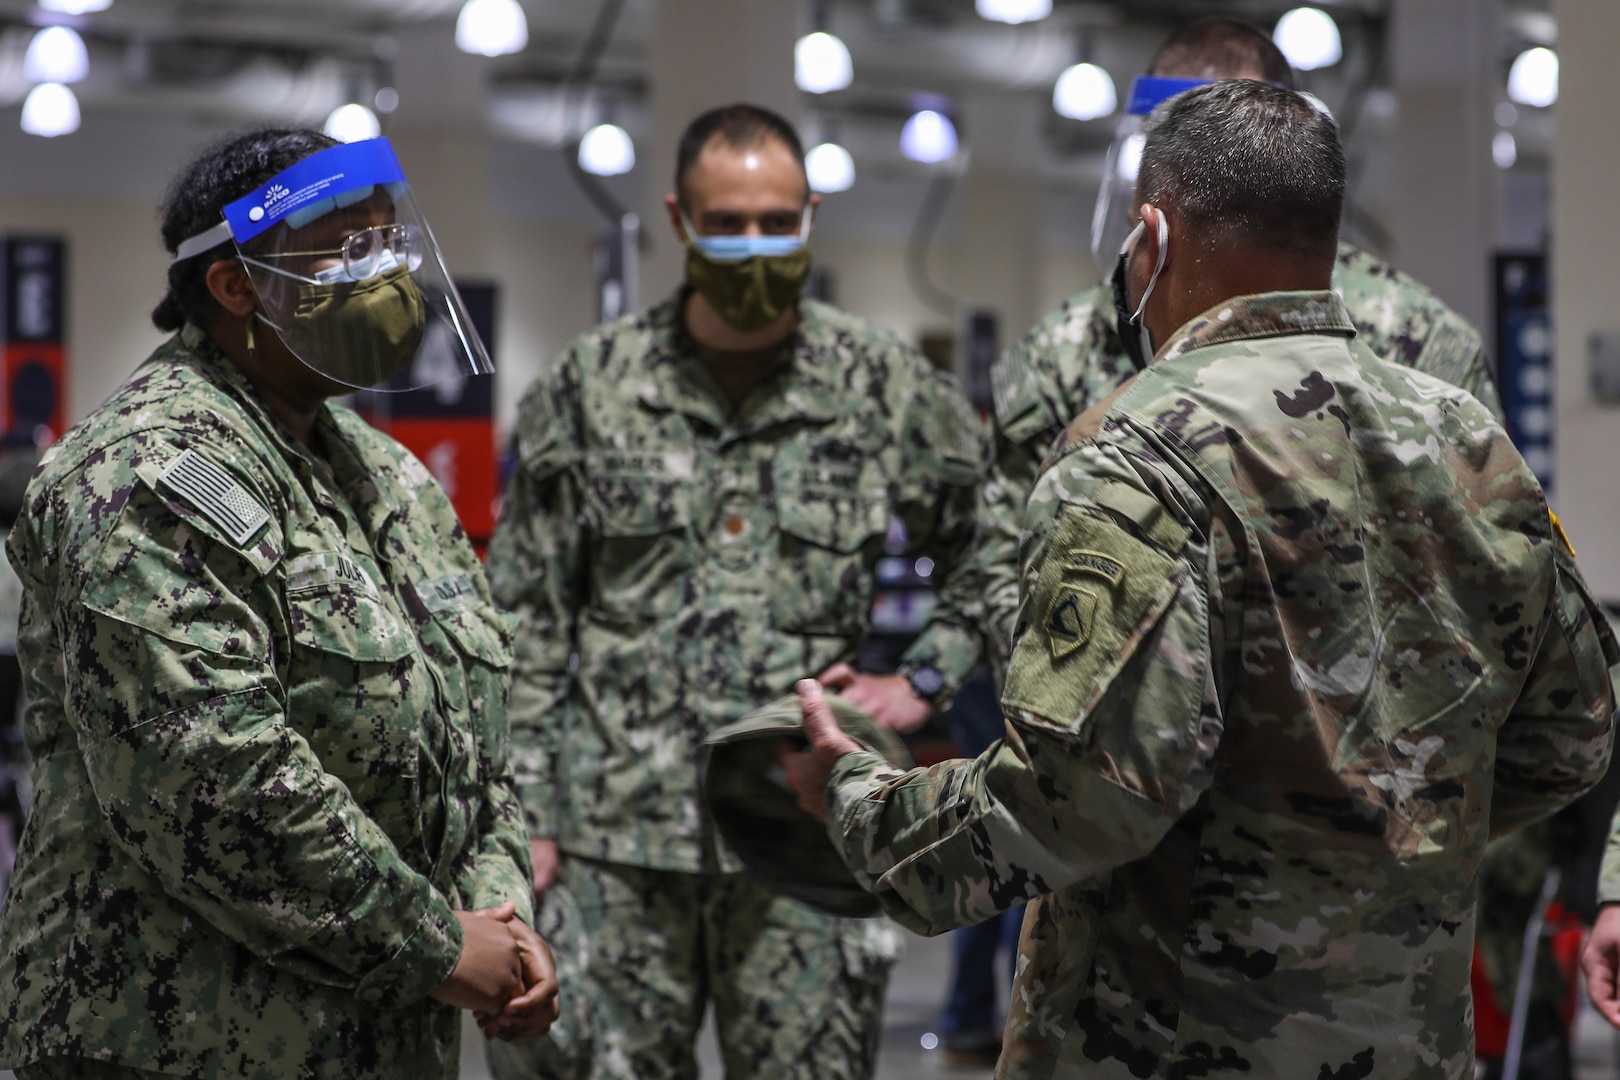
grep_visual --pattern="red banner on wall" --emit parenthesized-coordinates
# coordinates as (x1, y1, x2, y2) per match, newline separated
(2, 341, 64, 442)
(3, 237, 67, 444)
(382, 416, 498, 540)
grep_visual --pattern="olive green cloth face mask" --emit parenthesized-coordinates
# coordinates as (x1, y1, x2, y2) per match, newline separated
(270, 264, 429, 388)
(684, 244, 812, 333)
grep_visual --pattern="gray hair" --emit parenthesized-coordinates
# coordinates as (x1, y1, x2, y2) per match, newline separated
(1137, 80, 1344, 261)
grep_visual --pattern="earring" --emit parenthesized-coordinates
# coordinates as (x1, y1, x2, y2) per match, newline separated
(245, 317, 256, 360)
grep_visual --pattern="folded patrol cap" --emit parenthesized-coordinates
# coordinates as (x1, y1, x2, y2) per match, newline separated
(700, 692, 913, 918)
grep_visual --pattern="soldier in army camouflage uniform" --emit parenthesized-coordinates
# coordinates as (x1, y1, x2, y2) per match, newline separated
(0, 129, 556, 1080)
(789, 80, 1618, 1080)
(981, 17, 1503, 676)
(485, 104, 985, 1080)
(980, 21, 1568, 1071)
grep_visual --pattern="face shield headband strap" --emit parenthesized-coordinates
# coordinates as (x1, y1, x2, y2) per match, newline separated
(169, 138, 410, 264)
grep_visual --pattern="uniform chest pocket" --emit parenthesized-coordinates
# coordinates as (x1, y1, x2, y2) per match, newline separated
(283, 568, 420, 780)
(585, 474, 694, 620)
(772, 490, 889, 635)
(420, 603, 513, 778)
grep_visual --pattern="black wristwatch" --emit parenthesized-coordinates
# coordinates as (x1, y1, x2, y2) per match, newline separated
(902, 664, 946, 703)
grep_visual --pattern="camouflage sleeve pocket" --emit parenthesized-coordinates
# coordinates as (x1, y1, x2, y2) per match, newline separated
(1000, 502, 1186, 738)
(81, 484, 276, 659)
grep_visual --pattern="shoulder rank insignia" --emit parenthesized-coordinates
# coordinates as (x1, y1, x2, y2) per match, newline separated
(1549, 510, 1577, 558)
(158, 448, 270, 546)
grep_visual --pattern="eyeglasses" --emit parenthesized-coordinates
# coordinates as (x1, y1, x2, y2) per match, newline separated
(254, 224, 425, 283)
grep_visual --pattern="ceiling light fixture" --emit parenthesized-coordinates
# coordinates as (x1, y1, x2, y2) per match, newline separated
(1507, 47, 1558, 107)
(900, 109, 958, 164)
(1053, 62, 1116, 121)
(24, 26, 90, 85)
(324, 103, 382, 143)
(975, 0, 1051, 25)
(1273, 7, 1343, 71)
(578, 123, 635, 177)
(37, 0, 112, 12)
(21, 82, 80, 137)
(455, 0, 529, 58)
(1492, 130, 1517, 169)
(806, 142, 855, 193)
(794, 31, 853, 94)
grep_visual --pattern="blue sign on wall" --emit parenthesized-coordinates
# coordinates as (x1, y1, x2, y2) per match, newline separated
(1495, 253, 1552, 498)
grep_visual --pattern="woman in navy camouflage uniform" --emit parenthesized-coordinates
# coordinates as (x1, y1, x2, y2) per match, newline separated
(0, 129, 556, 1080)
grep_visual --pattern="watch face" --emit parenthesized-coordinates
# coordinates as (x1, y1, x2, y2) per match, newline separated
(910, 667, 945, 696)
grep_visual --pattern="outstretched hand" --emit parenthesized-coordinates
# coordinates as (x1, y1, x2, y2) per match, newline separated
(780, 679, 863, 823)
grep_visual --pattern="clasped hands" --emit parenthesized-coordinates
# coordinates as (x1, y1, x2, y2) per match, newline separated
(431, 901, 560, 1042)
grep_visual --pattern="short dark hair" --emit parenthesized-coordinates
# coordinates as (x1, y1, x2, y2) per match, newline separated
(152, 127, 336, 333)
(674, 103, 807, 207)
(1149, 17, 1296, 89)
(1137, 80, 1344, 262)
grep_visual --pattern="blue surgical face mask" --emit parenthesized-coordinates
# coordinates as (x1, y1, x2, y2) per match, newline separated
(312, 247, 404, 285)
(681, 209, 813, 263)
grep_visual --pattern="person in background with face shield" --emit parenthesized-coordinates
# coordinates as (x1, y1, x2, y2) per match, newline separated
(485, 102, 986, 1080)
(0, 128, 558, 1080)
(979, 15, 1502, 683)
(986, 20, 1588, 1079)
(785, 79, 1617, 1080)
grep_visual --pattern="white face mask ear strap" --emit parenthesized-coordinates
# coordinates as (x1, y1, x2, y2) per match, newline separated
(1130, 206, 1169, 324)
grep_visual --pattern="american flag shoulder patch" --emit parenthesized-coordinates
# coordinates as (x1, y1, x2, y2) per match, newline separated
(157, 448, 270, 546)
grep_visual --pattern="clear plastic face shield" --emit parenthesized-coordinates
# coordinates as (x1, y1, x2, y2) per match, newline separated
(172, 138, 492, 392)
(1090, 76, 1208, 277)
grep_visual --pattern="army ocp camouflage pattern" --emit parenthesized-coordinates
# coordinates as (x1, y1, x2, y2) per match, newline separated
(823, 291, 1618, 1079)
(979, 243, 1505, 675)
(0, 324, 533, 1079)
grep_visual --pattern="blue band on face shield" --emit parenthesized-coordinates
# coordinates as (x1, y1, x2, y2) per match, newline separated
(222, 138, 409, 244)
(1124, 76, 1212, 116)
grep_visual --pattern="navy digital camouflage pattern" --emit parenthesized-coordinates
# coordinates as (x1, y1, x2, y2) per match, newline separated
(0, 324, 533, 1079)
(825, 291, 1617, 1079)
(486, 292, 984, 871)
(530, 856, 899, 1080)
(486, 291, 983, 1078)
(982, 244, 1504, 673)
